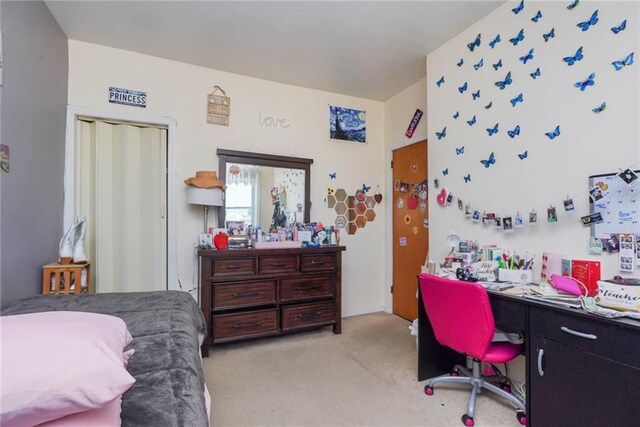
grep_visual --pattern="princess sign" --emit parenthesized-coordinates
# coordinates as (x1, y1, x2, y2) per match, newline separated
(108, 86, 147, 108)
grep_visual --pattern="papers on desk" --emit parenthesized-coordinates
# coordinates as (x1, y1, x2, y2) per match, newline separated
(479, 282, 516, 291)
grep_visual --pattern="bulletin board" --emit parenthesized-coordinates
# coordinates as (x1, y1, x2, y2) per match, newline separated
(588, 170, 639, 237)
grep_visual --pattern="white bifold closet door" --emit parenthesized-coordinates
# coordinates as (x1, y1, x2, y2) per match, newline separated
(76, 120, 167, 293)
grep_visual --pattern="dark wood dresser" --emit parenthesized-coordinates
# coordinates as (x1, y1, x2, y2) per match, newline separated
(199, 246, 346, 356)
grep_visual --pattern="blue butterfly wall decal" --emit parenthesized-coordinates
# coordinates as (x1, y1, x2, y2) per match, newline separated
(611, 20, 627, 34)
(456, 146, 465, 155)
(563, 46, 584, 66)
(495, 71, 512, 90)
(329, 172, 337, 179)
(453, 111, 460, 119)
(458, 82, 468, 93)
(486, 123, 499, 136)
(512, 0, 524, 15)
(436, 76, 445, 87)
(442, 168, 449, 176)
(362, 184, 371, 193)
(466, 116, 477, 126)
(463, 174, 471, 183)
(518, 151, 528, 160)
(510, 93, 524, 107)
(457, 58, 464, 67)
(577, 10, 599, 31)
(530, 68, 541, 79)
(480, 152, 496, 168)
(574, 73, 596, 91)
(545, 125, 561, 139)
(489, 34, 501, 49)
(473, 59, 484, 71)
(531, 10, 542, 22)
(436, 127, 447, 140)
(519, 48, 534, 64)
(510, 29, 525, 46)
(472, 90, 481, 100)
(467, 34, 481, 52)
(543, 28, 555, 42)
(484, 101, 493, 110)
(612, 52, 634, 71)
(507, 125, 521, 138)
(567, 0, 579, 11)
(493, 59, 503, 71)
(592, 102, 606, 114)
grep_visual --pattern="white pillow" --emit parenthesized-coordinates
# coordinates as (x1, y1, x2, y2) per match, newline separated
(0, 311, 136, 427)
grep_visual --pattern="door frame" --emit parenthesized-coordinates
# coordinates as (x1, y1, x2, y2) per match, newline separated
(384, 138, 427, 313)
(63, 105, 178, 291)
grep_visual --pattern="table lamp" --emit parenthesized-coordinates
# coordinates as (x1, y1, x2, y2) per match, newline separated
(187, 187, 224, 233)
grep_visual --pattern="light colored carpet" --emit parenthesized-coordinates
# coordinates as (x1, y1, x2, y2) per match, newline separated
(203, 312, 522, 426)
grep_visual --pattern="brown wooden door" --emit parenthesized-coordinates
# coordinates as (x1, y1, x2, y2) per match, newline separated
(392, 140, 428, 321)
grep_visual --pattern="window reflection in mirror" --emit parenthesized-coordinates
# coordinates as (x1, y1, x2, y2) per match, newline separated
(225, 163, 306, 232)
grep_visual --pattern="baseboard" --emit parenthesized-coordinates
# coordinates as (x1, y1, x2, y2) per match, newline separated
(342, 306, 386, 318)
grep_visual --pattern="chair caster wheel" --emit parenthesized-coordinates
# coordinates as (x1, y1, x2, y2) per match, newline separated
(451, 368, 460, 376)
(424, 385, 434, 396)
(462, 414, 475, 426)
(500, 381, 511, 393)
(516, 412, 527, 425)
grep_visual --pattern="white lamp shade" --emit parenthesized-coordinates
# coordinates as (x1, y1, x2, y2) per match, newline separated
(186, 187, 224, 206)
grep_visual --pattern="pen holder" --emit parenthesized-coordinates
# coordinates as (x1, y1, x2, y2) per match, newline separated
(498, 268, 532, 284)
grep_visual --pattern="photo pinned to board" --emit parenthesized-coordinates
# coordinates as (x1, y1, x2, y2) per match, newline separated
(618, 169, 639, 186)
(464, 204, 473, 217)
(529, 210, 538, 224)
(396, 198, 404, 209)
(601, 234, 620, 253)
(547, 206, 558, 223)
(458, 199, 464, 210)
(434, 179, 440, 189)
(399, 237, 407, 247)
(618, 233, 635, 273)
(589, 237, 604, 255)
(472, 210, 482, 222)
(494, 216, 502, 228)
(581, 212, 603, 225)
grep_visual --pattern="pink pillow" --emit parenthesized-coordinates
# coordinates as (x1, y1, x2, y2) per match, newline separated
(38, 396, 122, 427)
(0, 312, 136, 427)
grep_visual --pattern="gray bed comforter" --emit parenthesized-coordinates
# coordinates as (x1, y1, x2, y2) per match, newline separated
(2, 291, 209, 427)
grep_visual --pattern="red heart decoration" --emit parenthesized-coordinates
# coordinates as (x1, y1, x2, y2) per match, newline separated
(436, 189, 447, 206)
(214, 232, 229, 250)
(374, 193, 383, 203)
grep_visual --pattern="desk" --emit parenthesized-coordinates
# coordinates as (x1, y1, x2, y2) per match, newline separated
(418, 285, 640, 426)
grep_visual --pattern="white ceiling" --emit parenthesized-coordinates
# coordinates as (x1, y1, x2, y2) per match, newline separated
(46, 1, 504, 101)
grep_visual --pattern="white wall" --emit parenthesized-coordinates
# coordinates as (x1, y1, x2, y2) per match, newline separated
(67, 40, 387, 316)
(427, 1, 639, 279)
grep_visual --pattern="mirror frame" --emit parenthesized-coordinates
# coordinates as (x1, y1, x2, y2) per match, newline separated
(217, 149, 314, 228)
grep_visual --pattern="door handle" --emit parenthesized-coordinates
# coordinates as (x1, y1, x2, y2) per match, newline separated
(560, 326, 597, 340)
(537, 348, 545, 376)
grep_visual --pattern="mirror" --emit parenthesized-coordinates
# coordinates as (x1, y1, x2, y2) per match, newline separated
(217, 149, 313, 231)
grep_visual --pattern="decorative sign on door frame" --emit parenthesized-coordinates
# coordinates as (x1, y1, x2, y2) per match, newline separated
(108, 86, 147, 108)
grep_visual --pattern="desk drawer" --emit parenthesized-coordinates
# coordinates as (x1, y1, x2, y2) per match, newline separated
(213, 309, 278, 341)
(300, 254, 335, 272)
(280, 276, 333, 302)
(282, 302, 335, 331)
(530, 306, 640, 368)
(490, 296, 526, 332)
(212, 257, 256, 276)
(213, 280, 276, 310)
(259, 256, 298, 274)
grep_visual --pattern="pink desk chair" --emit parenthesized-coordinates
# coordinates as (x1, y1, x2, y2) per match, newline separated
(419, 273, 526, 426)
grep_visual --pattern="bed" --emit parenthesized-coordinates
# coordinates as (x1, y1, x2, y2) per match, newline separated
(1, 291, 210, 427)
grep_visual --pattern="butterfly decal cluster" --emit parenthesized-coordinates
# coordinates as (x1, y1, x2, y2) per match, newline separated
(433, 0, 633, 187)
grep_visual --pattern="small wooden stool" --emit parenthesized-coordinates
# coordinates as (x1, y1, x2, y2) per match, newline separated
(42, 261, 91, 295)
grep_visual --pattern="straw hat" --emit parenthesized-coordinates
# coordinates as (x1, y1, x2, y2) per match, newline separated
(184, 171, 226, 189)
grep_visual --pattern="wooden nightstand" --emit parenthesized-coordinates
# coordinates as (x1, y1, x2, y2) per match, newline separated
(42, 261, 91, 295)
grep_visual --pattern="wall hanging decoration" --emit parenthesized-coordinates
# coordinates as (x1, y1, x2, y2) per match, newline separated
(326, 187, 378, 235)
(108, 86, 147, 108)
(329, 105, 366, 143)
(207, 86, 230, 126)
(0, 144, 9, 173)
(405, 109, 424, 138)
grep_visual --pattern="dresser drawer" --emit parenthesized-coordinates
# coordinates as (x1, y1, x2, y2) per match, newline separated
(280, 276, 333, 302)
(212, 257, 256, 276)
(530, 306, 640, 368)
(213, 280, 277, 310)
(300, 254, 335, 272)
(282, 302, 335, 331)
(259, 256, 298, 274)
(213, 309, 279, 341)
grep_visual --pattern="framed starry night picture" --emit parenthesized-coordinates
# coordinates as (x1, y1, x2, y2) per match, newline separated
(329, 105, 366, 143)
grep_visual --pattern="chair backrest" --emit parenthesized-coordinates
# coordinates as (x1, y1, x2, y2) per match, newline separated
(419, 273, 495, 360)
